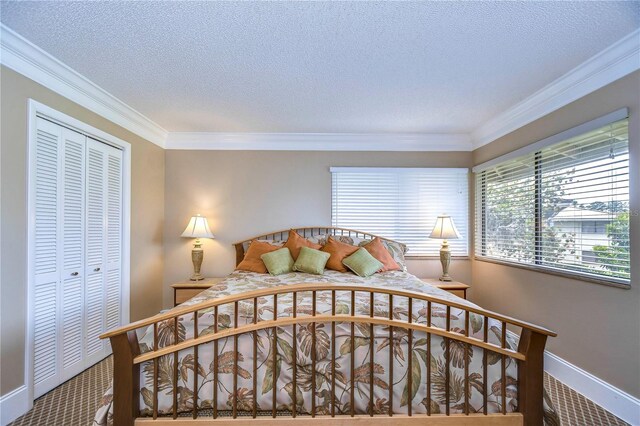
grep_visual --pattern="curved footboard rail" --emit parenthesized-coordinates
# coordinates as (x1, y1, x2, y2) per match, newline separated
(100, 284, 556, 426)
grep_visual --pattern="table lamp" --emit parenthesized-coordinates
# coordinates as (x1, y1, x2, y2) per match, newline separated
(181, 214, 215, 281)
(429, 214, 461, 282)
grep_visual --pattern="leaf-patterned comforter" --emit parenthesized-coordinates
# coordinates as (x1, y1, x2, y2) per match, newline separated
(94, 270, 559, 424)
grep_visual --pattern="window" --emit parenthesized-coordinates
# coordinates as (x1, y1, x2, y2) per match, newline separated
(331, 167, 469, 256)
(475, 112, 630, 285)
(580, 221, 607, 234)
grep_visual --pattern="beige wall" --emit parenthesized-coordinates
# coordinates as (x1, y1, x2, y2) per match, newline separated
(0, 66, 165, 396)
(163, 151, 473, 308)
(472, 71, 640, 397)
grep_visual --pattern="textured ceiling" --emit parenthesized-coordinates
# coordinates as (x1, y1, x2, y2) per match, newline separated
(1, 1, 639, 134)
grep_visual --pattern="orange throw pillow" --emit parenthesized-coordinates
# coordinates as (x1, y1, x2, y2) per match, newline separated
(236, 240, 281, 274)
(321, 236, 359, 273)
(364, 237, 400, 272)
(284, 230, 322, 260)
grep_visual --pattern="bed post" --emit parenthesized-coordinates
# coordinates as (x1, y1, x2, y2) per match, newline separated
(234, 243, 244, 266)
(110, 330, 141, 426)
(517, 328, 548, 426)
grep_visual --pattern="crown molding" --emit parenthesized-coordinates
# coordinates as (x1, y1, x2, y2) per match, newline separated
(165, 132, 473, 151)
(2, 23, 637, 152)
(0, 24, 168, 147)
(471, 28, 640, 149)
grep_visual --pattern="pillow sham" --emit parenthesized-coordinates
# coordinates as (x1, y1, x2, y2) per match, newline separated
(342, 248, 384, 277)
(293, 246, 331, 275)
(283, 229, 322, 260)
(363, 237, 401, 272)
(320, 236, 359, 273)
(261, 248, 295, 275)
(236, 240, 281, 274)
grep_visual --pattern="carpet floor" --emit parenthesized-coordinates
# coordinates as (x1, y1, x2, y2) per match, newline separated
(9, 356, 629, 426)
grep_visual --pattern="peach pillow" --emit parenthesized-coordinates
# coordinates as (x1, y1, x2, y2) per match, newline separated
(320, 236, 359, 273)
(364, 237, 400, 272)
(284, 230, 322, 260)
(236, 240, 281, 274)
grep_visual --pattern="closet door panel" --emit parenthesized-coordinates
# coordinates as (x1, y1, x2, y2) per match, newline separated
(85, 140, 107, 360)
(32, 118, 61, 397)
(60, 128, 86, 379)
(105, 146, 123, 339)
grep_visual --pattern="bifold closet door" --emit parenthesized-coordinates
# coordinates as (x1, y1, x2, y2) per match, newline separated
(32, 117, 124, 398)
(60, 125, 87, 382)
(85, 138, 123, 362)
(32, 118, 63, 397)
(33, 118, 88, 396)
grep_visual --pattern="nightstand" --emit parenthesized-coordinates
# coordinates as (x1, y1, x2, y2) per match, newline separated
(171, 277, 225, 306)
(420, 278, 470, 300)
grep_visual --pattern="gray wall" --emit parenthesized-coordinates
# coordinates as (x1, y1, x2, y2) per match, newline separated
(163, 150, 473, 308)
(471, 71, 640, 397)
(0, 67, 165, 396)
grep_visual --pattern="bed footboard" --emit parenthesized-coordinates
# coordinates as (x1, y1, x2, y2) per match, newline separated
(101, 284, 555, 426)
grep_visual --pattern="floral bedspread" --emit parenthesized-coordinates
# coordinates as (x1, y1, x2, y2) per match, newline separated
(94, 270, 559, 424)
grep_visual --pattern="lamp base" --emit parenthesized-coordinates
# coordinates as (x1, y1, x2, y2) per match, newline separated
(190, 243, 204, 282)
(439, 240, 453, 282)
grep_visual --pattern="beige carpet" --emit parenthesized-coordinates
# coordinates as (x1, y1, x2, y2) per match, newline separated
(10, 356, 630, 426)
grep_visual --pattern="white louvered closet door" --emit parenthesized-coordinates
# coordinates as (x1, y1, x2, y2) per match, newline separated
(104, 144, 123, 350)
(85, 139, 109, 364)
(60, 127, 87, 382)
(32, 117, 125, 398)
(33, 118, 63, 397)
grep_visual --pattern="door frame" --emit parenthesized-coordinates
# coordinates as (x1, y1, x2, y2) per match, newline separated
(25, 99, 131, 405)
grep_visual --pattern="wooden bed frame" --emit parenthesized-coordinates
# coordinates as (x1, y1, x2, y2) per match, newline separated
(101, 227, 556, 426)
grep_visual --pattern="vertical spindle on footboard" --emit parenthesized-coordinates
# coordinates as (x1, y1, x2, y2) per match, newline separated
(388, 294, 393, 417)
(311, 291, 317, 417)
(331, 290, 336, 418)
(109, 331, 140, 426)
(292, 292, 297, 418)
(369, 292, 374, 417)
(350, 290, 355, 417)
(173, 317, 178, 419)
(153, 323, 158, 420)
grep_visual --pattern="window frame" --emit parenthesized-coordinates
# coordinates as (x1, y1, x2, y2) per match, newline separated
(474, 110, 631, 289)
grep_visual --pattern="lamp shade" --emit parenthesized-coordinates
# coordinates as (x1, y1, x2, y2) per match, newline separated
(429, 215, 461, 240)
(181, 214, 215, 239)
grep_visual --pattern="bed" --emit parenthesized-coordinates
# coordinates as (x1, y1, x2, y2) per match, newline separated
(96, 227, 558, 425)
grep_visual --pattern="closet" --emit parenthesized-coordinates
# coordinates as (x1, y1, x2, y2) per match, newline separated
(31, 116, 124, 398)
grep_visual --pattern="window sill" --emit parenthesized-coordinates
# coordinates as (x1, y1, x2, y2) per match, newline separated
(473, 256, 631, 289)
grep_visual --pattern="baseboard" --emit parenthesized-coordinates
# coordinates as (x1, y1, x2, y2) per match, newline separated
(544, 351, 640, 425)
(0, 385, 30, 426)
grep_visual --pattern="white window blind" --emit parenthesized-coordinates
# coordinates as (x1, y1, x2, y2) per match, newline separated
(475, 117, 630, 285)
(331, 167, 469, 256)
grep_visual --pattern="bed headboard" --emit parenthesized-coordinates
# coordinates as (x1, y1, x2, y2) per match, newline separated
(232, 226, 402, 266)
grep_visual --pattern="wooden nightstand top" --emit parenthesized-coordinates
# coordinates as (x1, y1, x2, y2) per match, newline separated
(171, 277, 225, 289)
(420, 278, 470, 290)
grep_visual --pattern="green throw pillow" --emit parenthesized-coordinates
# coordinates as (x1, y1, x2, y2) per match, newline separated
(261, 248, 294, 275)
(293, 246, 330, 275)
(342, 248, 384, 277)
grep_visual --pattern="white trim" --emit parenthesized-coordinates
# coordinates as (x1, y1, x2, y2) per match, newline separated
(26, 99, 131, 405)
(471, 28, 640, 149)
(545, 352, 640, 426)
(0, 385, 29, 426)
(472, 108, 629, 172)
(330, 167, 469, 173)
(165, 132, 473, 151)
(0, 24, 168, 148)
